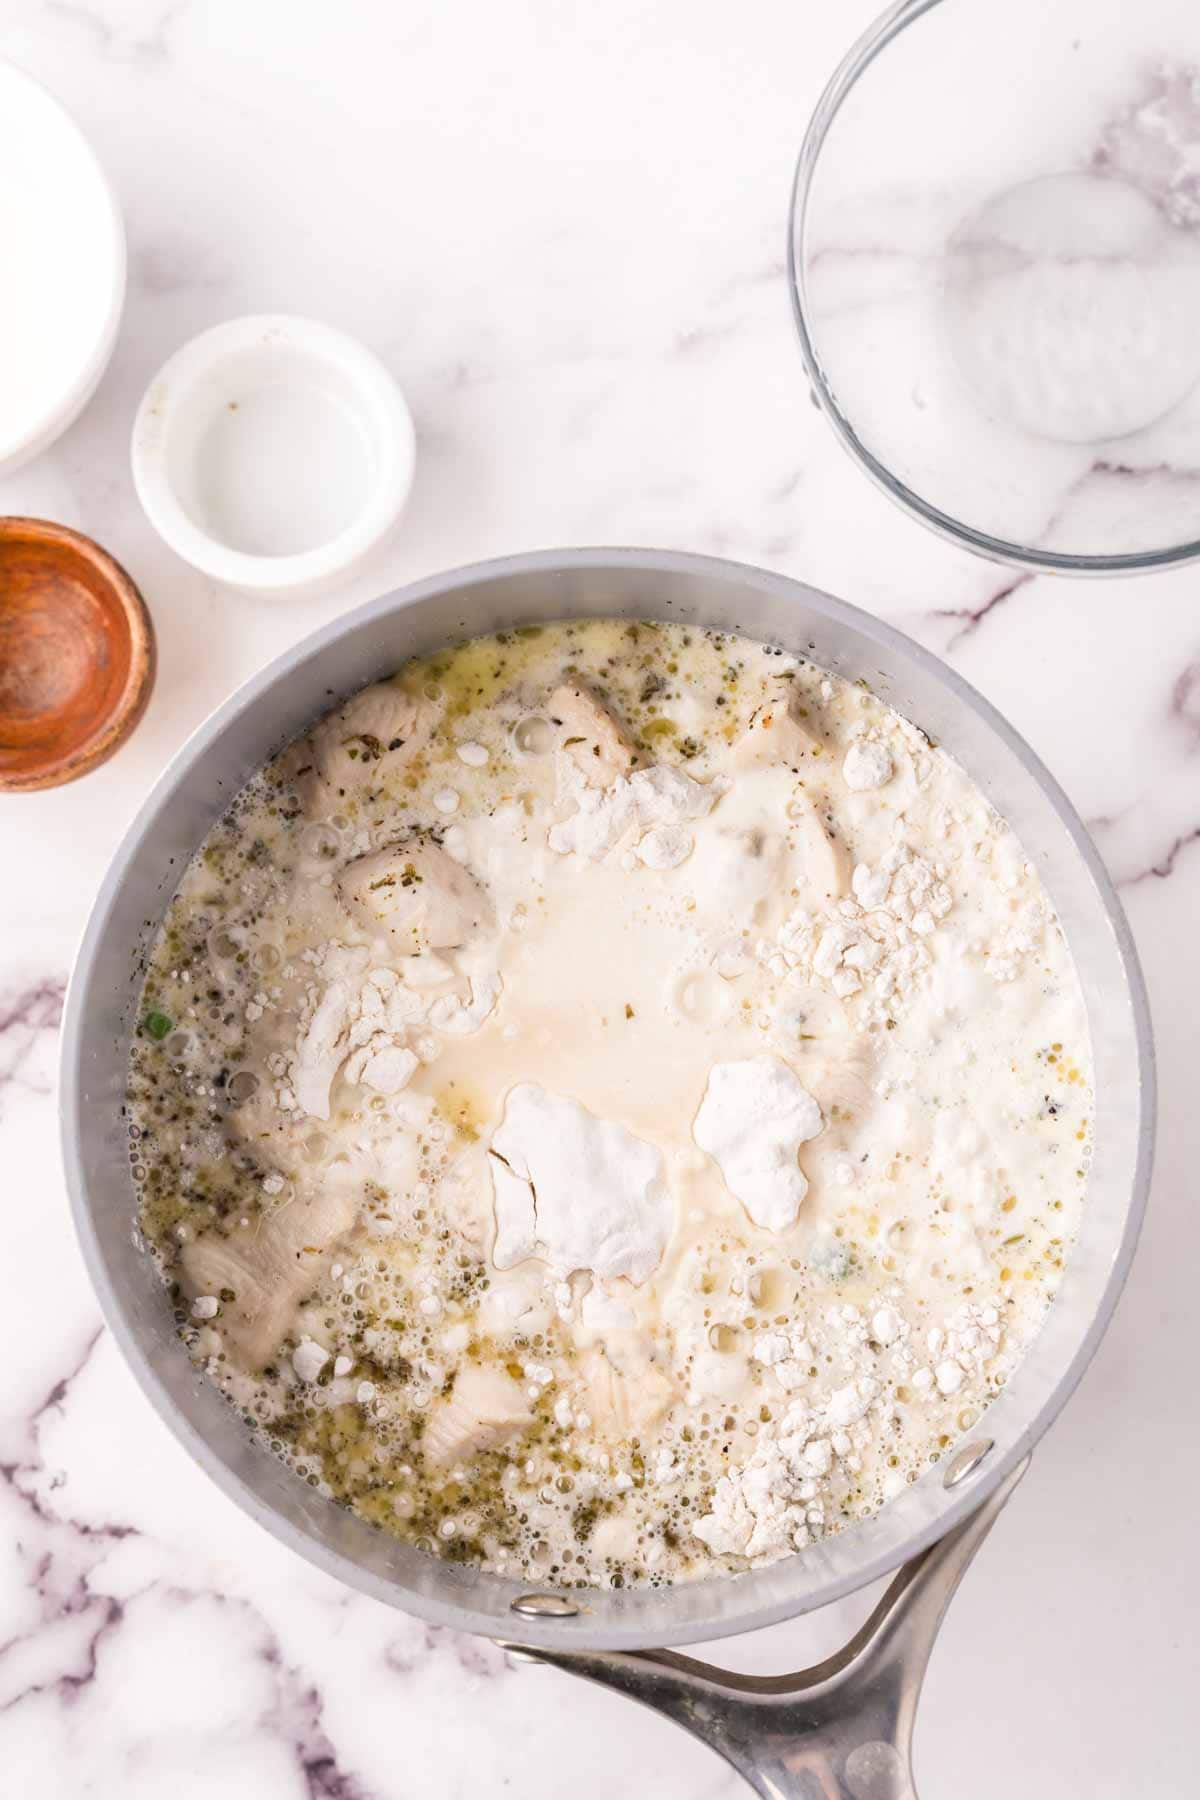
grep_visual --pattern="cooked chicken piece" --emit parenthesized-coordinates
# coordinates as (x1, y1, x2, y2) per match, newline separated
(789, 794, 849, 907)
(226, 1063, 350, 1168)
(548, 682, 637, 787)
(435, 1144, 495, 1256)
(734, 691, 822, 772)
(473, 1264, 555, 1339)
(422, 1363, 534, 1467)
(291, 681, 442, 814)
(337, 838, 492, 952)
(580, 1339, 676, 1437)
(226, 1078, 309, 1165)
(181, 1187, 359, 1370)
(590, 1515, 641, 1561)
(290, 971, 358, 1121)
(736, 689, 848, 903)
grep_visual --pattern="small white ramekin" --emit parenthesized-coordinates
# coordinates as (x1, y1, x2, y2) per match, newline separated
(131, 315, 416, 592)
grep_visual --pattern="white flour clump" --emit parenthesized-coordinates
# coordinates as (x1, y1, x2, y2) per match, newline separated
(693, 1296, 1005, 1561)
(636, 825, 693, 870)
(490, 1083, 674, 1283)
(287, 916, 504, 1119)
(547, 767, 638, 859)
(630, 765, 718, 826)
(292, 1337, 329, 1383)
(776, 840, 953, 1025)
(291, 955, 432, 1115)
(693, 1056, 823, 1232)
(345, 1040, 419, 1095)
(289, 946, 369, 1117)
(548, 757, 719, 863)
(428, 971, 502, 1034)
(842, 739, 893, 791)
(983, 913, 1044, 984)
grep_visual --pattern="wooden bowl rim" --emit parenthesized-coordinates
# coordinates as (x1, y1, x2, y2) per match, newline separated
(0, 515, 156, 793)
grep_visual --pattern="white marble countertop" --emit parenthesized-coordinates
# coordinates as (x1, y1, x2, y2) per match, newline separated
(0, 2, 1195, 1794)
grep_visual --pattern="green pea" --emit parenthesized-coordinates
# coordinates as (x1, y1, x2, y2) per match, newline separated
(144, 1010, 174, 1041)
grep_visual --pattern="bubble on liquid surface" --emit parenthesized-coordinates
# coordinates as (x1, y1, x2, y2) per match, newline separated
(299, 822, 342, 866)
(512, 714, 554, 757)
(228, 1069, 259, 1103)
(670, 968, 731, 1029)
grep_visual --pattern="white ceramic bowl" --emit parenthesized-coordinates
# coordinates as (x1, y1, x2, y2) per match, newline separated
(0, 59, 126, 475)
(131, 315, 417, 591)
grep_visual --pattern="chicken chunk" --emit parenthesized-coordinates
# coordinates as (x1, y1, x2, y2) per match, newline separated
(226, 1069, 341, 1170)
(734, 692, 822, 772)
(789, 794, 849, 907)
(292, 681, 442, 815)
(290, 969, 359, 1121)
(580, 1339, 676, 1437)
(337, 838, 492, 952)
(548, 682, 637, 787)
(422, 1363, 533, 1467)
(590, 1515, 641, 1561)
(181, 1187, 359, 1370)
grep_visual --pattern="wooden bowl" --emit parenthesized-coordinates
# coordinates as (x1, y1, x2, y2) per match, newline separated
(0, 518, 155, 792)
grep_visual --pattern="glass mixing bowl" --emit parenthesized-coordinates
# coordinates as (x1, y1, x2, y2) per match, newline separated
(789, 0, 1200, 572)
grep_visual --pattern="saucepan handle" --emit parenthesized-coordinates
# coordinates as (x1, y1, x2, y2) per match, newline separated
(500, 1457, 1028, 1799)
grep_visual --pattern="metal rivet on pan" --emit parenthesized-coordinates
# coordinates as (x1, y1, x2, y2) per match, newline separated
(510, 1592, 580, 1619)
(943, 1438, 995, 1489)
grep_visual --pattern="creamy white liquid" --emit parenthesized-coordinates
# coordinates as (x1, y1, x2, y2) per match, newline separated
(188, 379, 373, 556)
(129, 621, 1092, 1586)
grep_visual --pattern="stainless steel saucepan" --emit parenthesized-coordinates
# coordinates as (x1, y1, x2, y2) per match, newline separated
(61, 550, 1154, 1797)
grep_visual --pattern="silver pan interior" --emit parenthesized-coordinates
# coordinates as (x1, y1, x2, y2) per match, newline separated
(60, 550, 1153, 1650)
